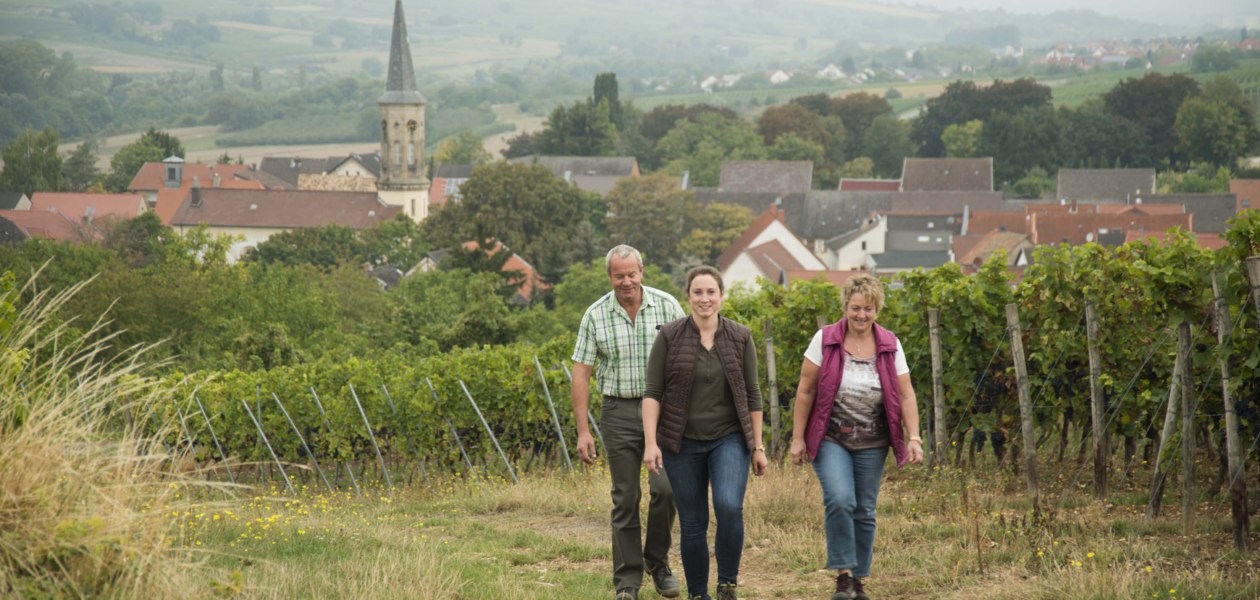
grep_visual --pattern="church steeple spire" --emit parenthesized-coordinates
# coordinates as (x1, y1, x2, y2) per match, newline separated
(377, 0, 429, 222)
(380, 0, 425, 103)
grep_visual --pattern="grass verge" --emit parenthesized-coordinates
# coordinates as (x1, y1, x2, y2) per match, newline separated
(189, 455, 1260, 599)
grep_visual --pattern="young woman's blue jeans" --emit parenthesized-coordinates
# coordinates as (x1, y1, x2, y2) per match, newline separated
(811, 441, 888, 578)
(661, 432, 750, 599)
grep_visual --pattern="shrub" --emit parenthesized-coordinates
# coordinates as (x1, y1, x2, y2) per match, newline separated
(0, 269, 209, 597)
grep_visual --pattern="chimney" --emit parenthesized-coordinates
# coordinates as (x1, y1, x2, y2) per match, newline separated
(212, 173, 221, 188)
(191, 176, 202, 207)
(680, 170, 690, 190)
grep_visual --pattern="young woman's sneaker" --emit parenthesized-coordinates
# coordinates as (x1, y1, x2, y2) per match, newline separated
(716, 582, 738, 600)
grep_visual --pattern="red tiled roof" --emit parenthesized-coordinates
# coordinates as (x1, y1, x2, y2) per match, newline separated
(1029, 212, 1192, 245)
(1124, 230, 1228, 250)
(839, 178, 900, 192)
(429, 176, 466, 210)
(1095, 204, 1184, 215)
(955, 230, 1031, 265)
(1023, 203, 1097, 214)
(784, 269, 865, 288)
(170, 189, 399, 229)
(951, 234, 986, 264)
(154, 178, 265, 225)
(128, 162, 256, 192)
(746, 239, 808, 281)
(966, 210, 1029, 235)
(1230, 179, 1260, 214)
(29, 192, 146, 222)
(460, 240, 550, 302)
(0, 209, 97, 242)
(717, 205, 786, 272)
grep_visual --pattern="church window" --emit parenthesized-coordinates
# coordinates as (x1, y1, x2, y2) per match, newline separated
(393, 142, 401, 167)
(408, 142, 416, 166)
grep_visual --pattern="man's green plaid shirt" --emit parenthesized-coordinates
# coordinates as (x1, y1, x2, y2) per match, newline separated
(571, 285, 684, 398)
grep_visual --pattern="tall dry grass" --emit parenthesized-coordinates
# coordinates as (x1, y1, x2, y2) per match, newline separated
(0, 271, 210, 598)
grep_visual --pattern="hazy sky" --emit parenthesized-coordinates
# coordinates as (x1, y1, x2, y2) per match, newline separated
(902, 0, 1258, 28)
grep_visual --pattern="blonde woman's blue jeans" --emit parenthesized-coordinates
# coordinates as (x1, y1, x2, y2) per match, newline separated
(811, 441, 888, 578)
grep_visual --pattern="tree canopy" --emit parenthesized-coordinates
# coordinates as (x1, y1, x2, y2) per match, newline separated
(1103, 72, 1200, 167)
(828, 92, 893, 159)
(657, 112, 766, 187)
(433, 130, 493, 166)
(911, 78, 1050, 157)
(604, 172, 697, 268)
(0, 127, 62, 196)
(422, 162, 591, 283)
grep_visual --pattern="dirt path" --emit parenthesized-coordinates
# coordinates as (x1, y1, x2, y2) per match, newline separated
(475, 507, 839, 600)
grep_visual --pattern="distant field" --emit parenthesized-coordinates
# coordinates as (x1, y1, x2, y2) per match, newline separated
(484, 104, 544, 158)
(37, 40, 208, 73)
(415, 36, 563, 70)
(56, 126, 222, 170)
(212, 21, 312, 36)
(630, 80, 934, 118)
(800, 0, 940, 19)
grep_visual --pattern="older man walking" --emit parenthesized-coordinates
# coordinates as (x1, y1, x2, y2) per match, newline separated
(572, 245, 684, 600)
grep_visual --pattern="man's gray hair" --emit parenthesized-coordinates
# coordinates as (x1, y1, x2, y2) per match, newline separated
(605, 245, 643, 273)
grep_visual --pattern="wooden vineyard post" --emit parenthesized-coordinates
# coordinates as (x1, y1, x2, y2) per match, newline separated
(1248, 257, 1260, 329)
(1178, 323, 1196, 535)
(1146, 352, 1181, 518)
(929, 309, 946, 468)
(1211, 273, 1250, 549)
(763, 319, 780, 460)
(1085, 302, 1107, 499)
(1005, 304, 1039, 503)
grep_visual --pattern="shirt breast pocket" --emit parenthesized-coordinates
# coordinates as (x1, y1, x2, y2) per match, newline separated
(595, 336, 619, 362)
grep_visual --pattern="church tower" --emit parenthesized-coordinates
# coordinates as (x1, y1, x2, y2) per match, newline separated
(377, 0, 429, 221)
